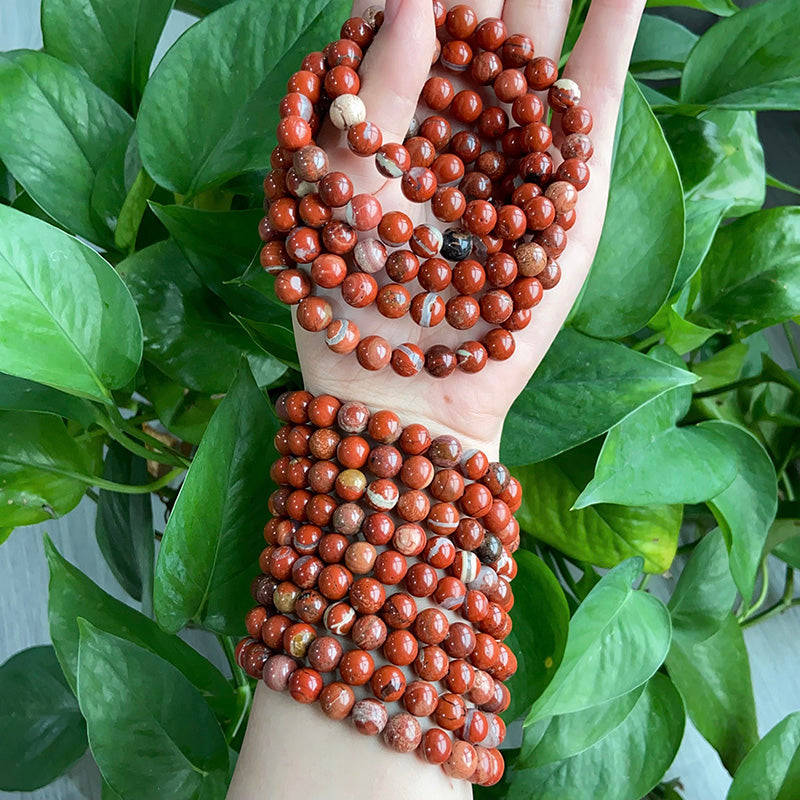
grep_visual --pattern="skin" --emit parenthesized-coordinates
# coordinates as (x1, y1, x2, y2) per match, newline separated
(228, 0, 646, 796)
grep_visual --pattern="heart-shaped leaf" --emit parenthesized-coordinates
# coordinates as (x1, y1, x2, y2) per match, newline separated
(118, 239, 285, 393)
(137, 0, 350, 195)
(0, 51, 133, 246)
(41, 0, 175, 111)
(704, 422, 778, 600)
(501, 328, 697, 466)
(525, 559, 672, 723)
(77, 621, 229, 800)
(0, 645, 87, 791)
(517, 442, 682, 573)
(693, 207, 800, 334)
(500, 675, 684, 800)
(154, 361, 278, 634)
(570, 76, 684, 338)
(503, 549, 570, 722)
(95, 443, 155, 606)
(681, 0, 800, 110)
(0, 412, 94, 527)
(0, 205, 143, 403)
(727, 712, 800, 799)
(631, 14, 697, 80)
(45, 535, 236, 724)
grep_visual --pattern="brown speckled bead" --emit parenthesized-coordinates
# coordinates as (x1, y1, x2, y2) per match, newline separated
(263, 654, 298, 691)
(295, 589, 327, 624)
(384, 713, 423, 753)
(372, 665, 407, 703)
(352, 698, 388, 736)
(289, 667, 323, 703)
(414, 607, 450, 645)
(537, 223, 567, 258)
(562, 132, 594, 161)
(331, 502, 364, 536)
(519, 151, 554, 184)
(404, 680, 439, 717)
(365, 445, 401, 479)
(414, 645, 449, 681)
(376, 284, 412, 320)
(397, 490, 431, 523)
(425, 344, 458, 378)
(322, 220, 358, 254)
(385, 250, 421, 284)
(352, 614, 388, 650)
(384, 629, 419, 666)
(320, 682, 356, 721)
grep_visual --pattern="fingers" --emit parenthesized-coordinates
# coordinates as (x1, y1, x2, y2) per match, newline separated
(502, 0, 572, 61)
(563, 0, 646, 162)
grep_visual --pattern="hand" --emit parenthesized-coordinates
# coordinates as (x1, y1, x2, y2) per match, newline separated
(295, 0, 647, 457)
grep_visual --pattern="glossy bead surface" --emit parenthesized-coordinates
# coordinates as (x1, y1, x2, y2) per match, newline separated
(352, 698, 388, 736)
(414, 645, 449, 681)
(318, 171, 354, 207)
(288, 667, 323, 703)
(410, 293, 446, 328)
(402, 167, 438, 203)
(263, 654, 298, 691)
(425, 345, 458, 378)
(384, 713, 423, 753)
(391, 343, 425, 377)
(347, 120, 382, 156)
(356, 335, 391, 371)
(320, 682, 356, 720)
(339, 649, 375, 686)
(383, 629, 419, 666)
(376, 143, 412, 178)
(329, 93, 367, 129)
(414, 608, 450, 645)
(371, 665, 407, 702)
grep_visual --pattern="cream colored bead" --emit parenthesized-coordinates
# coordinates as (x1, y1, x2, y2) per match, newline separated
(330, 94, 367, 130)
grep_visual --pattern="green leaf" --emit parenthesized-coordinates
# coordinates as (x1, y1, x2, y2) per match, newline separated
(727, 712, 800, 799)
(681, 0, 800, 110)
(570, 76, 684, 338)
(631, 14, 697, 80)
(119, 239, 286, 393)
(704, 421, 778, 600)
(114, 168, 157, 253)
(525, 559, 672, 723)
(0, 412, 93, 527)
(771, 518, 800, 569)
(154, 361, 278, 634)
(669, 615, 757, 773)
(503, 550, 570, 721)
(233, 316, 300, 370)
(692, 342, 749, 391)
(501, 328, 697, 466)
(646, 0, 738, 15)
(503, 675, 683, 800)
(45, 535, 236, 723)
(767, 173, 800, 196)
(95, 442, 155, 605)
(42, 0, 175, 111)
(137, 0, 350, 195)
(148, 203, 288, 322)
(143, 362, 222, 445)
(0, 204, 143, 403)
(693, 207, 800, 334)
(0, 645, 87, 791)
(657, 306, 719, 354)
(77, 621, 229, 800)
(0, 373, 99, 427)
(575, 347, 738, 507)
(0, 51, 133, 246)
(661, 116, 726, 193)
(518, 441, 682, 572)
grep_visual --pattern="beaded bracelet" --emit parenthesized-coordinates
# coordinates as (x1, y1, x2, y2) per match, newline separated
(259, 2, 594, 378)
(236, 389, 521, 786)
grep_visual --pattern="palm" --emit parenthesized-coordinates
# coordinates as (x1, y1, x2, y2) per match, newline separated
(295, 0, 645, 450)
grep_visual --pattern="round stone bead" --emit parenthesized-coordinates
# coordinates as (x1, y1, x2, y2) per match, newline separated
(426, 502, 460, 536)
(294, 589, 327, 624)
(562, 132, 594, 161)
(341, 274, 378, 310)
(374, 551, 408, 586)
(485, 328, 516, 361)
(318, 564, 353, 600)
(384, 713, 423, 753)
(362, 513, 395, 546)
(326, 37, 363, 68)
(263, 654, 299, 691)
(368, 410, 401, 443)
(405, 563, 439, 597)
(462, 200, 497, 237)
(339, 649, 375, 686)
(322, 220, 358, 254)
(261, 614, 291, 650)
(351, 614, 388, 650)
(482, 714, 507, 749)
(425, 345, 458, 378)
(371, 665, 407, 703)
(344, 542, 377, 575)
(311, 254, 347, 288)
(406, 136, 436, 168)
(402, 167, 438, 203)
(392, 523, 426, 557)
(288, 667, 323, 703)
(346, 193, 382, 231)
(481, 680, 511, 714)
(245, 605, 268, 638)
(319, 172, 354, 207)
(470, 51, 503, 85)
(445, 659, 475, 695)
(525, 56, 558, 90)
(340, 16, 374, 46)
(451, 90, 484, 123)
(381, 592, 417, 628)
(427, 435, 461, 469)
(562, 105, 594, 134)
(435, 692, 468, 731)
(548, 77, 581, 112)
(367, 445, 402, 479)
(556, 157, 591, 190)
(423, 76, 455, 110)
(435, 575, 467, 610)
(287, 68, 322, 101)
(347, 120, 382, 156)
(378, 211, 414, 247)
(538, 259, 562, 290)
(352, 698, 388, 736)
(414, 608, 449, 645)
(444, 622, 477, 659)
(383, 629, 419, 666)
(414, 645, 449, 681)
(276, 116, 312, 151)
(352, 238, 387, 275)
(397, 490, 430, 522)
(274, 269, 311, 305)
(334, 469, 367, 502)
(325, 64, 360, 99)
(296, 297, 333, 332)
(431, 187, 466, 223)
(449, 131, 481, 163)
(320, 682, 356, 720)
(376, 143, 412, 178)
(459, 709, 489, 745)
(365, 478, 400, 511)
(300, 630, 342, 674)
(350, 577, 386, 614)
(470, 670, 495, 705)
(410, 293, 446, 328)
(462, 589, 490, 624)
(480, 290, 513, 325)
(356, 336, 391, 371)
(385, 250, 420, 283)
(440, 229, 473, 262)
(511, 276, 544, 310)
(331, 502, 364, 536)
(451, 551, 481, 585)
(399, 423, 432, 455)
(423, 536, 456, 570)
(477, 107, 509, 140)
(336, 436, 369, 469)
(409, 225, 443, 260)
(391, 344, 425, 378)
(537, 223, 567, 257)
(494, 69, 527, 103)
(441, 39, 473, 72)
(403, 680, 439, 717)
(280, 92, 313, 122)
(470, 633, 501, 671)
(490, 642, 518, 681)
(329, 93, 367, 129)
(323, 601, 356, 636)
(400, 456, 435, 490)
(423, 728, 454, 765)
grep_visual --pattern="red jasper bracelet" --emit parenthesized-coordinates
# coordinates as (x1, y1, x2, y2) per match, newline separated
(259, 2, 594, 378)
(237, 389, 521, 785)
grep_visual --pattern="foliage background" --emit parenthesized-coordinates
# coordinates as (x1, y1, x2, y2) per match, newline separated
(1, 0, 800, 798)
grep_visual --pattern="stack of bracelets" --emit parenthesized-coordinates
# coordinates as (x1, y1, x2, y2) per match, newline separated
(259, 1, 593, 378)
(238, 0, 592, 786)
(237, 391, 521, 786)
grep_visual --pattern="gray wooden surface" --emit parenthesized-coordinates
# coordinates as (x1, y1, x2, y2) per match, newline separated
(2, 2, 800, 798)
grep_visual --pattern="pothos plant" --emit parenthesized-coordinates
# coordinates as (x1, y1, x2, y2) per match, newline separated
(0, 0, 798, 797)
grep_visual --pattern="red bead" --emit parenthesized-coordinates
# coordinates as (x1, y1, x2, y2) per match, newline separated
(378, 211, 414, 247)
(352, 698, 388, 736)
(406, 137, 436, 168)
(319, 682, 355, 720)
(451, 90, 483, 123)
(410, 224, 444, 258)
(456, 340, 488, 373)
(452, 259, 486, 295)
(341, 273, 378, 308)
(325, 64, 360, 98)
(410, 292, 446, 327)
(376, 143, 412, 178)
(339, 649, 375, 686)
(426, 502, 460, 536)
(423, 536, 456, 569)
(352, 614, 388, 650)
(405, 563, 438, 597)
(422, 728, 453, 764)
(443, 740, 478, 780)
(391, 343, 425, 377)
(374, 550, 408, 586)
(494, 69, 527, 103)
(444, 622, 477, 659)
(445, 659, 475, 694)
(435, 575, 467, 610)
(307, 636, 343, 672)
(562, 105, 594, 134)
(484, 328, 516, 361)
(288, 667, 323, 703)
(556, 157, 591, 190)
(441, 40, 473, 72)
(296, 297, 333, 332)
(404, 680, 439, 717)
(340, 17, 374, 48)
(347, 120, 382, 156)
(449, 131, 481, 164)
(356, 335, 391, 371)
(325, 38, 362, 68)
(512, 93, 544, 125)
(276, 116, 312, 151)
(383, 629, 419, 666)
(399, 423, 431, 455)
(402, 167, 437, 203)
(322, 220, 357, 254)
(425, 345, 458, 378)
(477, 107, 509, 139)
(512, 277, 544, 309)
(286, 70, 321, 102)
(470, 51, 502, 85)
(299, 51, 326, 77)
(385, 250, 420, 283)
(414, 645, 449, 681)
(371, 665, 407, 702)
(381, 592, 418, 629)
(325, 318, 360, 354)
(435, 692, 467, 731)
(319, 172, 354, 207)
(423, 76, 455, 110)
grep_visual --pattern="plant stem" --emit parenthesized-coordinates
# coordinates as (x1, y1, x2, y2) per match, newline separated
(784, 322, 800, 368)
(782, 473, 797, 502)
(639, 574, 652, 591)
(107, 406, 192, 466)
(741, 566, 796, 629)
(219, 635, 253, 744)
(693, 374, 765, 399)
(738, 559, 770, 622)
(632, 332, 662, 352)
(97, 413, 189, 468)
